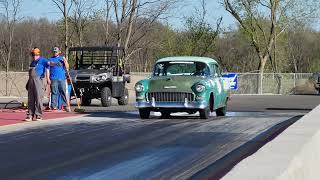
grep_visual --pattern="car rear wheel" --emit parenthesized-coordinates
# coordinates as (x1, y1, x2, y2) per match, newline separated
(118, 88, 129, 105)
(101, 87, 112, 107)
(139, 109, 150, 119)
(199, 107, 210, 119)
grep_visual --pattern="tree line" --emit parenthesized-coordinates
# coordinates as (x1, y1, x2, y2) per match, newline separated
(1, 0, 320, 73)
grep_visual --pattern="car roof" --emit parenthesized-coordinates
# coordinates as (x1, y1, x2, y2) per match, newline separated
(156, 56, 218, 64)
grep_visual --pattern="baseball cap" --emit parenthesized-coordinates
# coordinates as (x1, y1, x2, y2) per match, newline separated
(31, 47, 41, 55)
(53, 47, 60, 52)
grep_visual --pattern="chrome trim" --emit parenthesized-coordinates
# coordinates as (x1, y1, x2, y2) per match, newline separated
(135, 101, 208, 109)
(164, 86, 177, 89)
(147, 92, 194, 102)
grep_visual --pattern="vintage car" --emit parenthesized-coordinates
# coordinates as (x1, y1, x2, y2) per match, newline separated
(135, 56, 230, 119)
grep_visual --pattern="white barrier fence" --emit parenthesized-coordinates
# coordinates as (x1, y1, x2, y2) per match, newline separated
(0, 72, 29, 97)
(0, 72, 316, 97)
(234, 73, 314, 95)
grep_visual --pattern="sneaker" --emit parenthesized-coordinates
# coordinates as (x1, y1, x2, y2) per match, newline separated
(64, 107, 71, 112)
(23, 116, 32, 122)
(35, 116, 43, 121)
(51, 107, 59, 112)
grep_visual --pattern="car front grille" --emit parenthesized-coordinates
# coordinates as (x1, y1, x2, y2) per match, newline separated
(147, 92, 194, 102)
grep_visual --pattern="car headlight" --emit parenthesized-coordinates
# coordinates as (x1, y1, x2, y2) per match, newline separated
(196, 84, 205, 92)
(135, 84, 144, 92)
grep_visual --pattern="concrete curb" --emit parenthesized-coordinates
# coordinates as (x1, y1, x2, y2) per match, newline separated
(222, 104, 320, 180)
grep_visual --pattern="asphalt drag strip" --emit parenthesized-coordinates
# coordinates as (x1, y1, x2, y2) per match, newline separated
(0, 111, 303, 180)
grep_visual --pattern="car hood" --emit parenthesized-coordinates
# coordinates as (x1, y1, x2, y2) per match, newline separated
(148, 76, 206, 92)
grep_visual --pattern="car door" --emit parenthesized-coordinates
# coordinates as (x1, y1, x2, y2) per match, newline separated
(215, 64, 228, 107)
(209, 63, 222, 109)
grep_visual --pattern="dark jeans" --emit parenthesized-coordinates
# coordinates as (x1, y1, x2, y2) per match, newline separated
(51, 79, 67, 109)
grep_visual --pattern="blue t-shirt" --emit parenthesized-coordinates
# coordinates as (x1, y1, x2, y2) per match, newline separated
(29, 57, 48, 77)
(49, 55, 66, 80)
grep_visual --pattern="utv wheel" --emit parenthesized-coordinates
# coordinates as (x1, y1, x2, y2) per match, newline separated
(199, 107, 210, 119)
(81, 96, 92, 106)
(216, 106, 227, 116)
(101, 87, 112, 107)
(118, 88, 129, 105)
(139, 109, 150, 119)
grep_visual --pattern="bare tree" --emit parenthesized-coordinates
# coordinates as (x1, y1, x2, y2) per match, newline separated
(71, 0, 96, 47)
(103, 0, 114, 44)
(223, 0, 318, 93)
(185, 0, 222, 56)
(0, 0, 22, 95)
(52, 0, 73, 57)
(111, 0, 178, 63)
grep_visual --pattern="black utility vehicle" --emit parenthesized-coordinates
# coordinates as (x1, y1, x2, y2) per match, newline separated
(313, 72, 320, 94)
(69, 46, 130, 107)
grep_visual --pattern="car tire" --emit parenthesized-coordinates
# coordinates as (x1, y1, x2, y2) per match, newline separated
(216, 106, 226, 116)
(118, 88, 129, 105)
(199, 107, 210, 119)
(101, 87, 112, 107)
(161, 111, 170, 118)
(139, 109, 150, 119)
(81, 96, 92, 106)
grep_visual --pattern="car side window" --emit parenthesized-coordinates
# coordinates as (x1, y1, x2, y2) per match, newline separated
(210, 64, 216, 77)
(215, 64, 222, 77)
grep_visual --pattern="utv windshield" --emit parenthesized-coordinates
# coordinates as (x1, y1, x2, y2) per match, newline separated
(153, 61, 210, 77)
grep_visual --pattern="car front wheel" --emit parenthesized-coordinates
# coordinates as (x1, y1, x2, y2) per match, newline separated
(199, 107, 210, 119)
(139, 109, 150, 119)
(216, 106, 226, 116)
(161, 111, 170, 118)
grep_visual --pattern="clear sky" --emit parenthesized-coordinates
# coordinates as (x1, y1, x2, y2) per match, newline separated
(20, 0, 237, 30)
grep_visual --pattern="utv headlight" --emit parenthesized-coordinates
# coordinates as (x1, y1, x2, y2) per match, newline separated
(96, 76, 102, 81)
(135, 83, 144, 92)
(196, 84, 205, 92)
(93, 73, 108, 82)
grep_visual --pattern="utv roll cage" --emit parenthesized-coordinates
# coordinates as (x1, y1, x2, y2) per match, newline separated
(69, 46, 127, 76)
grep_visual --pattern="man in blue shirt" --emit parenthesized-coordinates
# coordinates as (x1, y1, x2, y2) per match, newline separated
(48, 47, 70, 111)
(25, 47, 50, 121)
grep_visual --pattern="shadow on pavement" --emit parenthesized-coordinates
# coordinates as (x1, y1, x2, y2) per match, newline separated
(191, 115, 303, 180)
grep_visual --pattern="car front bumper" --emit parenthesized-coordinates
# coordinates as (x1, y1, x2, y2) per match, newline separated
(135, 100, 208, 110)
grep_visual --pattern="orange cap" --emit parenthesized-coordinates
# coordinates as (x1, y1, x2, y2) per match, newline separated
(31, 47, 41, 55)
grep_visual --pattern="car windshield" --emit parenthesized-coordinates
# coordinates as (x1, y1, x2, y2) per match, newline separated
(153, 61, 210, 77)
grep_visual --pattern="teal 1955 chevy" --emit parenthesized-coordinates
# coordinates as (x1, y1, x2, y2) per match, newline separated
(135, 56, 230, 119)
